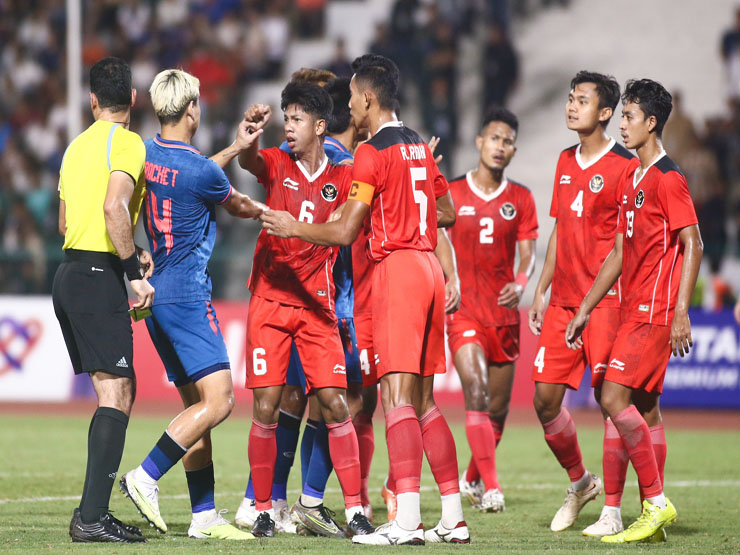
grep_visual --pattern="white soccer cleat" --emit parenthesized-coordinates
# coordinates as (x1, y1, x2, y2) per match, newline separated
(550, 473, 603, 532)
(459, 476, 484, 507)
(480, 488, 506, 513)
(119, 470, 167, 533)
(424, 520, 471, 544)
(188, 509, 255, 540)
(234, 497, 258, 529)
(582, 512, 624, 537)
(273, 499, 298, 534)
(351, 520, 425, 545)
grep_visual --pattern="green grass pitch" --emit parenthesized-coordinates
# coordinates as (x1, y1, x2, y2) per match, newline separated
(1, 412, 738, 553)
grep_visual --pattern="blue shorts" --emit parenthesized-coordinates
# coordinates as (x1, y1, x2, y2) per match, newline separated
(146, 300, 230, 387)
(285, 317, 362, 390)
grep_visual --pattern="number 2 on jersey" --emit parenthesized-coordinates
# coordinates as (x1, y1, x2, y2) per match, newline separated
(570, 190, 584, 218)
(479, 217, 494, 244)
(410, 167, 428, 236)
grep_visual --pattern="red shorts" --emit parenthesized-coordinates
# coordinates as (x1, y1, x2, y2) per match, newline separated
(246, 295, 347, 393)
(447, 313, 520, 364)
(372, 250, 446, 379)
(355, 312, 378, 387)
(532, 305, 620, 389)
(605, 320, 671, 394)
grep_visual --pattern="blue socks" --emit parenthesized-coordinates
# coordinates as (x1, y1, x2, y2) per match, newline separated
(303, 420, 333, 500)
(272, 410, 301, 500)
(141, 431, 187, 481)
(300, 419, 319, 485)
(186, 463, 215, 513)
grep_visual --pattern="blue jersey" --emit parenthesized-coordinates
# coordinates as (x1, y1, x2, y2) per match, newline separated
(279, 137, 354, 318)
(143, 135, 232, 305)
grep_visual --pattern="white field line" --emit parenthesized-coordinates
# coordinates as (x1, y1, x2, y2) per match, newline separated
(1, 480, 739, 506)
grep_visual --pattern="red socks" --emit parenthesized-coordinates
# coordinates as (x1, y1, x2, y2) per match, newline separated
(385, 404, 422, 494)
(465, 419, 502, 484)
(353, 412, 375, 506)
(327, 418, 362, 508)
(420, 406, 460, 496)
(603, 418, 629, 506)
(248, 419, 277, 511)
(612, 405, 662, 498)
(465, 411, 500, 491)
(650, 424, 666, 491)
(542, 407, 586, 482)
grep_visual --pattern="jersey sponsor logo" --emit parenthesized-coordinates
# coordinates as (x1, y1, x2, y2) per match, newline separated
(638, 304, 650, 312)
(589, 174, 604, 193)
(559, 175, 571, 184)
(458, 205, 476, 216)
(500, 202, 516, 220)
(635, 190, 645, 208)
(607, 288, 617, 296)
(321, 183, 338, 201)
(333, 364, 346, 374)
(462, 330, 476, 337)
(609, 358, 626, 371)
(593, 363, 608, 374)
(282, 177, 299, 190)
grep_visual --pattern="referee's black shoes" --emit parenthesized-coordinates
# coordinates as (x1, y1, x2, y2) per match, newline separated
(69, 508, 146, 543)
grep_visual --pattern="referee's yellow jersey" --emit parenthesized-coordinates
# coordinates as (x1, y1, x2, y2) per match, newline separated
(59, 120, 146, 254)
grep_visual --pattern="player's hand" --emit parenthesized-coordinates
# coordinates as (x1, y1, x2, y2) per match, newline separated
(234, 119, 265, 151)
(498, 282, 523, 309)
(130, 277, 154, 309)
(528, 294, 546, 335)
(670, 310, 693, 357)
(565, 311, 588, 350)
(244, 104, 271, 127)
(444, 276, 461, 314)
(428, 135, 443, 165)
(136, 247, 154, 279)
(261, 209, 296, 238)
(246, 199, 269, 220)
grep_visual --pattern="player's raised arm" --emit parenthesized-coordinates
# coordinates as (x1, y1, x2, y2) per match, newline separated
(528, 222, 557, 335)
(237, 104, 272, 176)
(211, 119, 266, 169)
(434, 228, 460, 313)
(670, 224, 703, 357)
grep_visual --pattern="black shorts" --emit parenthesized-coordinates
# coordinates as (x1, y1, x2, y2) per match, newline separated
(52, 249, 134, 378)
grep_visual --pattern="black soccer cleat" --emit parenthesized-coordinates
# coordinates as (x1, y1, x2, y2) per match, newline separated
(346, 512, 376, 537)
(251, 511, 275, 538)
(69, 510, 146, 543)
(72, 508, 143, 538)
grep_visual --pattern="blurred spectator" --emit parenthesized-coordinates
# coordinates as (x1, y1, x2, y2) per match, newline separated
(481, 22, 519, 111)
(295, 0, 327, 38)
(422, 76, 456, 176)
(326, 38, 353, 78)
(369, 22, 396, 62)
(663, 91, 699, 170)
(262, 1, 290, 79)
(721, 7, 740, 101)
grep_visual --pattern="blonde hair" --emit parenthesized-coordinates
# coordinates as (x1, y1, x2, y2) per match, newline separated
(290, 67, 336, 86)
(149, 69, 200, 123)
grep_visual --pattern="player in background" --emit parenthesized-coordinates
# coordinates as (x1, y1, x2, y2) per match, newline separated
(238, 82, 374, 539)
(119, 69, 265, 541)
(450, 106, 538, 514)
(528, 71, 639, 533)
(566, 79, 701, 543)
(261, 54, 469, 546)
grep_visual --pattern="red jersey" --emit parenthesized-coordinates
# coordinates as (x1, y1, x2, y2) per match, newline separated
(447, 172, 538, 326)
(349, 121, 449, 261)
(617, 153, 698, 325)
(248, 148, 351, 311)
(351, 219, 373, 316)
(550, 139, 638, 307)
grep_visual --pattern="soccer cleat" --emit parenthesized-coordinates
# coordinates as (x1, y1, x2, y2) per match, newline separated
(346, 512, 376, 537)
(352, 520, 425, 545)
(290, 499, 346, 538)
(363, 503, 373, 521)
(424, 520, 471, 544)
(550, 473, 602, 531)
(380, 479, 397, 521)
(273, 499, 298, 534)
(120, 471, 167, 533)
(71, 508, 143, 538)
(188, 509, 255, 540)
(480, 488, 505, 513)
(70, 511, 146, 543)
(582, 512, 624, 537)
(459, 476, 484, 507)
(235, 497, 258, 528)
(601, 499, 676, 544)
(643, 527, 667, 543)
(251, 511, 275, 538)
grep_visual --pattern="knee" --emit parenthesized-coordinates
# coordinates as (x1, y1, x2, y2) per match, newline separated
(488, 402, 509, 423)
(463, 382, 488, 412)
(212, 392, 235, 424)
(321, 393, 350, 424)
(533, 391, 559, 423)
(598, 389, 620, 418)
(281, 386, 307, 416)
(253, 395, 279, 424)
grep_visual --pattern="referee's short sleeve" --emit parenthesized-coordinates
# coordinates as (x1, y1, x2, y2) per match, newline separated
(109, 127, 146, 185)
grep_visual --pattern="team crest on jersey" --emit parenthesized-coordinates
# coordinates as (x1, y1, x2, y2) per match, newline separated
(500, 202, 516, 220)
(589, 174, 604, 193)
(321, 183, 338, 201)
(635, 190, 645, 208)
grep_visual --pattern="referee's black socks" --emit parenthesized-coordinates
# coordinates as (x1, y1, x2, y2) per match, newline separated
(79, 407, 129, 524)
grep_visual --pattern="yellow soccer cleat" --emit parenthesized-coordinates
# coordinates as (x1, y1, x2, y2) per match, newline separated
(601, 498, 676, 543)
(643, 527, 667, 543)
(120, 471, 167, 533)
(189, 510, 256, 540)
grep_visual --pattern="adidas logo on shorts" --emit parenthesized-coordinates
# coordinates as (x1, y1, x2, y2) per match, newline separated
(116, 357, 128, 368)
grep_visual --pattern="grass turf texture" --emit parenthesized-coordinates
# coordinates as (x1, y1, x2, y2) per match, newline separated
(0, 412, 738, 553)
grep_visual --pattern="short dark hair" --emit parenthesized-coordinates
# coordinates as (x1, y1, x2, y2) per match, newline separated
(280, 81, 333, 123)
(570, 70, 621, 126)
(481, 105, 518, 134)
(351, 54, 400, 110)
(324, 77, 352, 134)
(90, 57, 132, 112)
(622, 79, 673, 137)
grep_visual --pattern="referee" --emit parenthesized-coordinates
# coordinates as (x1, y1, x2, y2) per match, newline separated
(53, 57, 154, 543)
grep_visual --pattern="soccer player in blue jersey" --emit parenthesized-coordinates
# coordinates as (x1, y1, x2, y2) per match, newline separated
(119, 69, 266, 541)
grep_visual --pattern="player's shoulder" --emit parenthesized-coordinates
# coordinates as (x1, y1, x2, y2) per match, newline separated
(608, 142, 636, 162)
(507, 178, 531, 194)
(654, 155, 684, 177)
(113, 124, 145, 150)
(448, 173, 468, 188)
(366, 124, 425, 151)
(559, 143, 579, 156)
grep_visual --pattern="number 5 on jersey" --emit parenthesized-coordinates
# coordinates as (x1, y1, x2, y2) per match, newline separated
(410, 167, 428, 236)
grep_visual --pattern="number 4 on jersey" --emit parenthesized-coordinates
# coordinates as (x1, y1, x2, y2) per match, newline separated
(534, 346, 545, 373)
(570, 190, 583, 218)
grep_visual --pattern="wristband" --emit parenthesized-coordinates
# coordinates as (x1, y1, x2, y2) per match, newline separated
(121, 253, 141, 281)
(514, 273, 528, 289)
